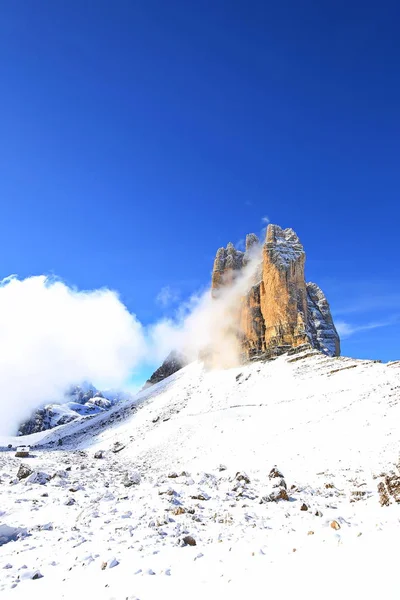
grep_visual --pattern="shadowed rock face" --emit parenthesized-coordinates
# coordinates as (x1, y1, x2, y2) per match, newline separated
(144, 351, 186, 387)
(211, 224, 340, 360)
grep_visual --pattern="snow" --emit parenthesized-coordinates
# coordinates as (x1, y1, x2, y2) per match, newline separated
(0, 350, 399, 598)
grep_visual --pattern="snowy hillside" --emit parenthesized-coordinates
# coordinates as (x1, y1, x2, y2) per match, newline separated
(0, 349, 399, 599)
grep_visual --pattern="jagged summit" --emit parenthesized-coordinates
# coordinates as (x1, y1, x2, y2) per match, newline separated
(211, 223, 340, 360)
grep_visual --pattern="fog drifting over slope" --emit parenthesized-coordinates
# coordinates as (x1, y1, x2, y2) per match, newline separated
(0, 246, 261, 435)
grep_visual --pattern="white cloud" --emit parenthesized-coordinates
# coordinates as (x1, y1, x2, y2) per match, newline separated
(156, 285, 180, 307)
(0, 244, 264, 435)
(0, 275, 146, 435)
(336, 318, 397, 339)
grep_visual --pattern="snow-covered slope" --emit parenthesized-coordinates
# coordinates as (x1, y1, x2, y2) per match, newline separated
(1, 350, 399, 599)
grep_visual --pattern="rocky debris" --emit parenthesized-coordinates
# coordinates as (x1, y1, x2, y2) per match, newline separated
(300, 503, 309, 511)
(123, 471, 141, 487)
(182, 535, 197, 546)
(18, 569, 43, 580)
(17, 464, 33, 480)
(101, 558, 119, 569)
(330, 520, 341, 530)
(260, 466, 289, 502)
(235, 471, 250, 484)
(94, 450, 103, 459)
(25, 471, 51, 485)
(64, 497, 76, 506)
(210, 224, 340, 363)
(15, 446, 30, 458)
(269, 466, 284, 480)
(145, 351, 186, 387)
(112, 441, 126, 454)
(168, 472, 179, 478)
(377, 470, 400, 506)
(0, 525, 28, 546)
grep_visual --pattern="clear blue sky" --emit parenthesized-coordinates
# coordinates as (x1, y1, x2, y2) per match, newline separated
(0, 1, 399, 363)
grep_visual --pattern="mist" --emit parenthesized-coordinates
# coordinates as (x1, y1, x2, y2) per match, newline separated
(0, 246, 262, 436)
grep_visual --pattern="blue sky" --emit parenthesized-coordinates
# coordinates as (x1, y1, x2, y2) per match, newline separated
(0, 1, 399, 366)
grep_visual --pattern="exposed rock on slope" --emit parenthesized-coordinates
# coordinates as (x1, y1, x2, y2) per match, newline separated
(212, 224, 340, 360)
(145, 351, 186, 387)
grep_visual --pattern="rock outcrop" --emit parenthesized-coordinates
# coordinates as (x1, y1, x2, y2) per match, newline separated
(145, 351, 186, 388)
(211, 224, 340, 360)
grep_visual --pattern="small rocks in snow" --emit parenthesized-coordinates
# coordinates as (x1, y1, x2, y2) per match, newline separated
(94, 451, 103, 459)
(18, 569, 43, 580)
(26, 471, 51, 485)
(315, 510, 323, 517)
(112, 441, 125, 453)
(235, 471, 250, 484)
(172, 507, 186, 515)
(123, 471, 141, 487)
(101, 557, 119, 569)
(330, 520, 341, 530)
(269, 466, 285, 480)
(17, 464, 33, 480)
(168, 472, 179, 478)
(300, 503, 309, 511)
(218, 464, 227, 472)
(182, 535, 197, 546)
(261, 487, 289, 503)
(64, 497, 76, 506)
(307, 530, 315, 535)
(3, 563, 12, 569)
(190, 492, 210, 501)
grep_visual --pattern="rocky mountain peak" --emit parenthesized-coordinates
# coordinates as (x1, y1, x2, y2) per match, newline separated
(212, 223, 340, 360)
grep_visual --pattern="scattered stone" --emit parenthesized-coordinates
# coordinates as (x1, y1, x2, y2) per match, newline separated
(26, 471, 51, 485)
(235, 472, 250, 484)
(123, 471, 141, 487)
(3, 563, 12, 569)
(182, 535, 196, 546)
(307, 531, 315, 535)
(218, 464, 227, 472)
(190, 492, 210, 501)
(65, 466, 72, 471)
(172, 507, 186, 515)
(112, 442, 125, 454)
(152, 416, 160, 423)
(269, 467, 284, 480)
(7, 444, 12, 449)
(180, 471, 190, 477)
(17, 464, 33, 480)
(159, 487, 175, 496)
(19, 569, 43, 580)
(261, 487, 289, 503)
(300, 503, 309, 511)
(64, 497, 76, 506)
(168, 472, 179, 479)
(330, 520, 341, 530)
(94, 451, 103, 459)
(325, 483, 334, 489)
(15, 446, 30, 458)
(0, 525, 28, 546)
(69, 486, 80, 493)
(377, 471, 400, 506)
(315, 510, 323, 517)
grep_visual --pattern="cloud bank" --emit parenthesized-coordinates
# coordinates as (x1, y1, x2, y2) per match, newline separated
(0, 276, 146, 436)
(0, 245, 263, 436)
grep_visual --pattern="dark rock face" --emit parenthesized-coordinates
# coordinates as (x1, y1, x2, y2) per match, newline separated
(145, 351, 186, 387)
